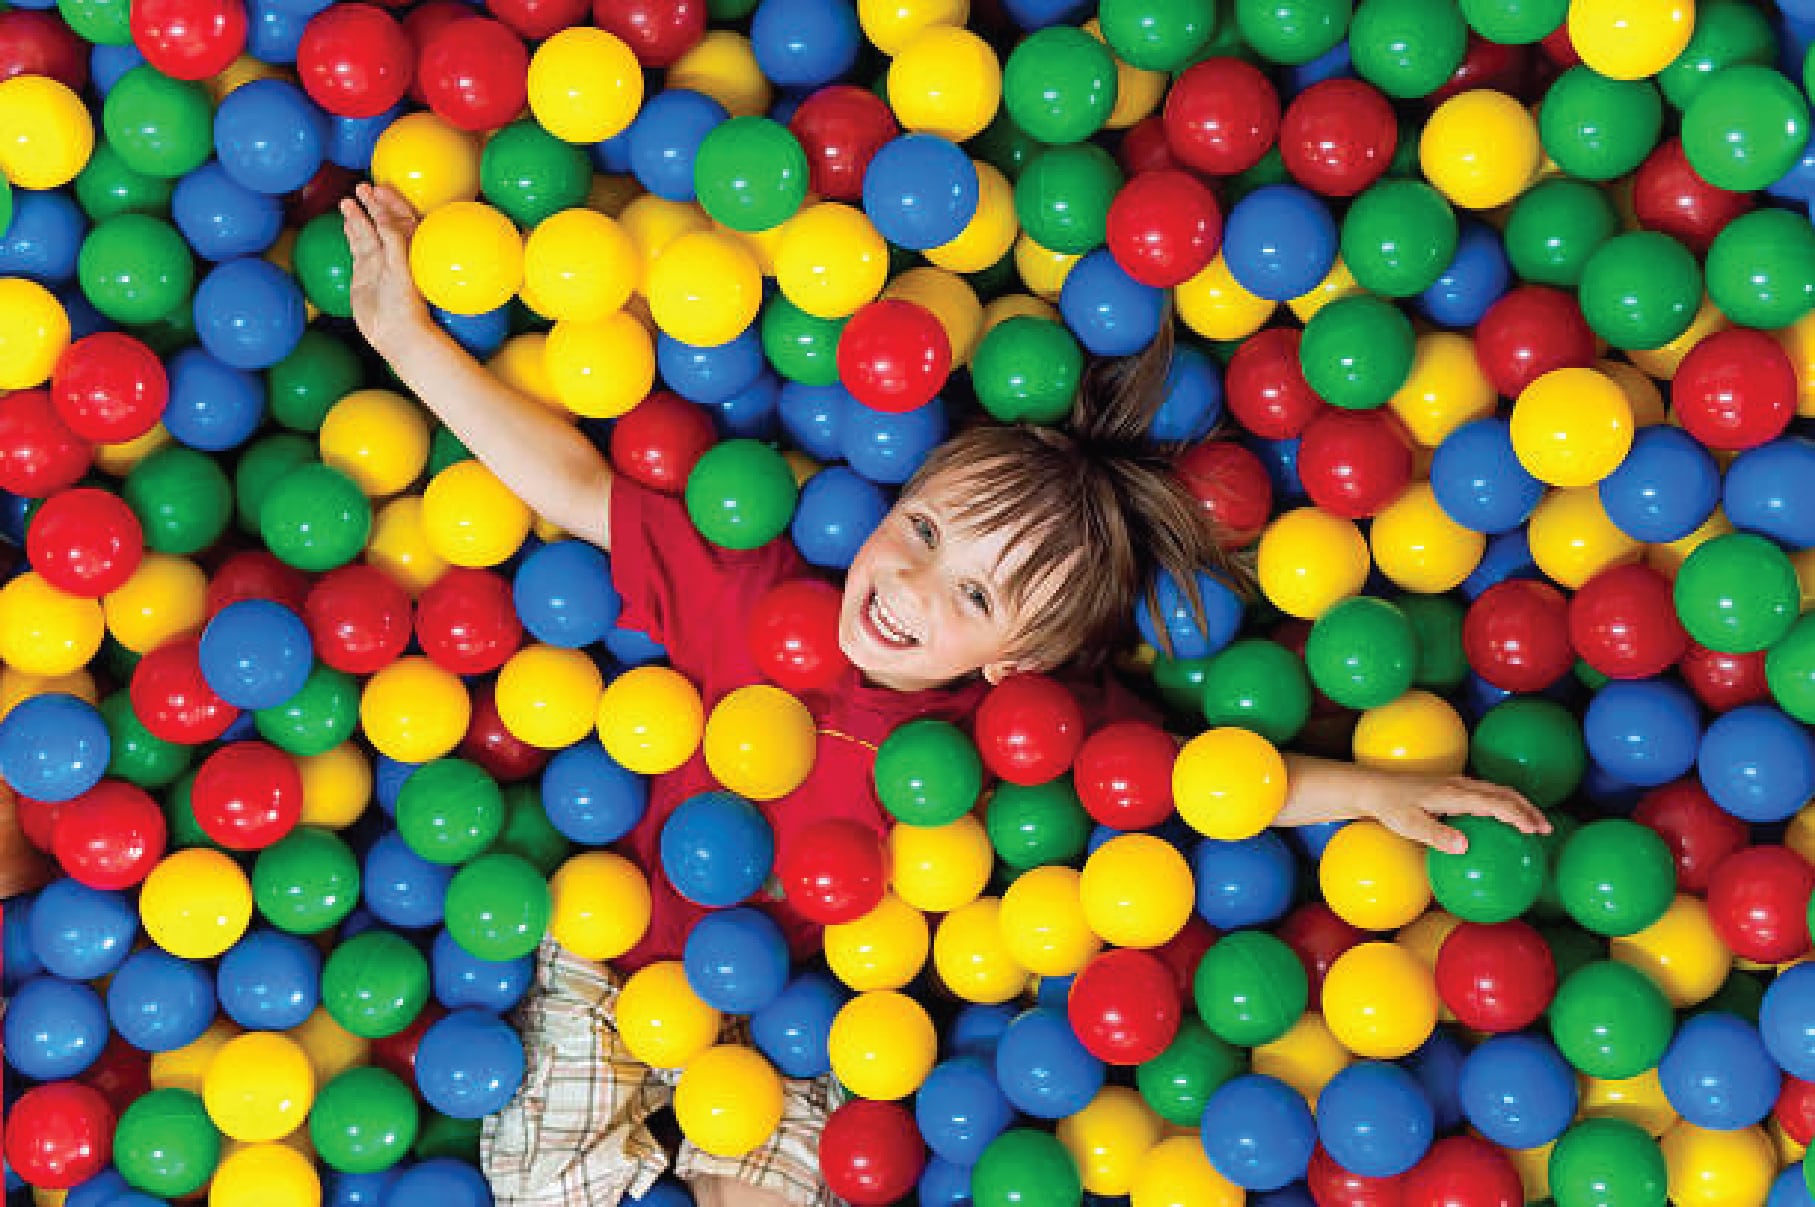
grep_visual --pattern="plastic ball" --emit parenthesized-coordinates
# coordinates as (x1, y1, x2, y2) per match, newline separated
(1319, 1060, 1435, 1179)
(1256, 506, 1370, 620)
(1707, 845, 1814, 964)
(417, 16, 528, 132)
(5, 974, 109, 1079)
(1682, 65, 1809, 194)
(1163, 56, 1279, 176)
(140, 846, 253, 959)
(202, 1030, 314, 1142)
(1201, 1074, 1316, 1191)
(1566, 0, 1693, 80)
(1549, 1117, 1668, 1207)
(1079, 833, 1194, 949)
(1193, 929, 1308, 1047)
(996, 1006, 1107, 1120)
(3, 1081, 115, 1190)
(775, 201, 888, 320)
(0, 74, 93, 189)
(1661, 1121, 1776, 1207)
(1549, 960, 1674, 1080)
(1420, 90, 1539, 211)
(1322, 942, 1439, 1060)
(829, 989, 937, 1100)
(1436, 918, 1557, 1032)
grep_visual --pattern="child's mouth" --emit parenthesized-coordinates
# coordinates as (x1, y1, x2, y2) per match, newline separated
(864, 590, 920, 649)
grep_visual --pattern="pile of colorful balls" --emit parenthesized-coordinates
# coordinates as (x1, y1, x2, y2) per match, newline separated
(4, 0, 1815, 1202)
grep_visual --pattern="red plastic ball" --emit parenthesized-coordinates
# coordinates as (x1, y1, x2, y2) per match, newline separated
(130, 0, 246, 81)
(610, 391, 717, 495)
(50, 334, 167, 446)
(1176, 440, 1274, 548)
(776, 817, 887, 925)
(486, 0, 588, 41)
(1776, 1077, 1815, 1148)
(746, 578, 850, 694)
(298, 3, 414, 119)
(1671, 327, 1797, 452)
(1308, 1143, 1406, 1207)
(1566, 563, 1686, 681)
(415, 567, 524, 676)
(1462, 579, 1575, 693)
(837, 299, 951, 415)
(190, 741, 304, 852)
(460, 681, 552, 783)
(0, 10, 88, 89)
(1106, 169, 1223, 288)
(25, 487, 143, 598)
(1433, 919, 1556, 1033)
(591, 0, 706, 67)
(416, 17, 529, 132)
(400, 0, 468, 103)
(1632, 138, 1754, 257)
(1074, 721, 1176, 830)
(0, 389, 91, 499)
(1226, 327, 1326, 440)
(81, 1034, 153, 1117)
(129, 637, 239, 745)
(3, 1082, 114, 1189)
(51, 780, 166, 890)
(1431, 35, 1534, 105)
(1066, 947, 1182, 1065)
(1117, 114, 1178, 176)
(1280, 79, 1397, 198)
(1163, 56, 1280, 176)
(1401, 1137, 1522, 1207)
(1678, 642, 1770, 713)
(15, 793, 62, 852)
(788, 84, 900, 203)
(1297, 408, 1415, 520)
(1539, 20, 1582, 67)
(1473, 286, 1596, 400)
(818, 1099, 926, 1207)
(1705, 844, 1815, 964)
(371, 1001, 442, 1084)
(304, 563, 414, 675)
(974, 673, 1085, 787)
(1276, 901, 1366, 1009)
(205, 551, 311, 621)
(1632, 778, 1750, 895)
(1154, 915, 1218, 1002)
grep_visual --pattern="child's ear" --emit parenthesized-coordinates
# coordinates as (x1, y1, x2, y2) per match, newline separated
(982, 658, 1045, 685)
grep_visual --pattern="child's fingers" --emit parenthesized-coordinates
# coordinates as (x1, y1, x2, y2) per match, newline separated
(1437, 779, 1551, 834)
(1382, 806, 1468, 855)
(341, 198, 380, 261)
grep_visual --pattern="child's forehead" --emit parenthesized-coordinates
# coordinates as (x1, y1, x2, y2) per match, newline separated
(902, 468, 1070, 583)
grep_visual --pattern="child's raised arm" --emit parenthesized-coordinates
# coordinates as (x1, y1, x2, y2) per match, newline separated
(1275, 752, 1550, 853)
(341, 184, 614, 549)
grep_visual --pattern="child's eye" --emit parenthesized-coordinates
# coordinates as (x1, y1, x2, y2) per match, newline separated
(964, 584, 992, 616)
(911, 515, 936, 546)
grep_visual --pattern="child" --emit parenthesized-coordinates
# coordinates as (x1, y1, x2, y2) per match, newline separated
(341, 184, 1547, 1207)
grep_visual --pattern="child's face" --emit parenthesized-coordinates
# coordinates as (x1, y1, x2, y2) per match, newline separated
(839, 471, 1057, 692)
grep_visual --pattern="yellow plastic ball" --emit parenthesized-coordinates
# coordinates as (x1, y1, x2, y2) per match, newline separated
(1567, 0, 1695, 80)
(825, 891, 930, 992)
(1319, 821, 1433, 932)
(1131, 1135, 1244, 1207)
(359, 655, 471, 764)
(1661, 1122, 1775, 1207)
(1601, 358, 1667, 427)
(1581, 1068, 1679, 1137)
(319, 389, 429, 497)
(208, 1141, 320, 1207)
(926, 162, 1017, 275)
(93, 423, 173, 478)
(494, 644, 604, 751)
(203, 1032, 315, 1142)
(546, 311, 657, 419)
(668, 30, 771, 118)
(859, 0, 968, 54)
(1321, 941, 1438, 1059)
(1089, 23, 1166, 130)
(1172, 727, 1289, 840)
(207, 54, 284, 102)
(1013, 233, 1081, 301)
(1079, 834, 1194, 949)
(421, 459, 533, 568)
(371, 113, 481, 215)
(102, 553, 207, 655)
(297, 744, 372, 829)
(0, 76, 93, 189)
(998, 864, 1102, 977)
(1176, 253, 1277, 341)
(1626, 295, 1727, 380)
(1352, 689, 1470, 776)
(522, 209, 639, 323)
(1529, 485, 1644, 590)
(702, 683, 816, 801)
(890, 814, 993, 913)
(410, 201, 524, 317)
(526, 27, 643, 144)
(151, 1019, 242, 1094)
(293, 1008, 368, 1086)
(887, 25, 1001, 141)
(1647, 506, 1732, 583)
(1510, 367, 1635, 488)
(141, 848, 253, 960)
(0, 571, 101, 677)
(617, 961, 723, 1070)
(775, 203, 889, 319)
(0, 668, 96, 723)
(484, 335, 553, 413)
(1420, 90, 1540, 210)
(620, 194, 714, 283)
(932, 897, 1028, 1005)
(1370, 483, 1486, 594)
(1774, 310, 1815, 418)
(645, 231, 763, 348)
(597, 665, 705, 775)
(1286, 256, 1364, 324)
(1252, 1012, 1352, 1103)
(0, 278, 70, 390)
(1506, 1140, 1553, 1203)
(1396, 909, 1462, 973)
(827, 990, 937, 1100)
(367, 497, 450, 597)
(1387, 332, 1496, 448)
(1257, 507, 1371, 620)
(1609, 894, 1732, 1008)
(549, 851, 651, 961)
(1057, 1087, 1165, 1198)
(1788, 801, 1815, 866)
(673, 1044, 785, 1157)
(980, 293, 1060, 332)
(886, 267, 984, 365)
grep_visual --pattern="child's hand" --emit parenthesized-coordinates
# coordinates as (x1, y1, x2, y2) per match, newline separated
(1368, 774, 1551, 855)
(340, 182, 429, 355)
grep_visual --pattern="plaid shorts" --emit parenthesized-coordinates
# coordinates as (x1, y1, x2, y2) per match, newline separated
(480, 939, 846, 1207)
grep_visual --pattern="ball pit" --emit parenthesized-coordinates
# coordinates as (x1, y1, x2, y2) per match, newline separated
(3, 0, 1815, 1203)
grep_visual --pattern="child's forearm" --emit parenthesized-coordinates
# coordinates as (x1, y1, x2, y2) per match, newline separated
(375, 316, 614, 548)
(1275, 752, 1387, 828)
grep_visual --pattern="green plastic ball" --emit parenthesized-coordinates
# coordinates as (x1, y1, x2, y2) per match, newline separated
(1468, 697, 1586, 809)
(971, 316, 1084, 424)
(683, 439, 798, 551)
(260, 463, 373, 572)
(1349, 0, 1468, 100)
(1152, 652, 1214, 715)
(1705, 207, 1815, 330)
(163, 771, 216, 851)
(1702, 968, 1765, 1026)
(1200, 637, 1313, 745)
(1235, 0, 1352, 65)
(760, 296, 845, 385)
(293, 212, 355, 319)
(113, 1089, 220, 1198)
(73, 141, 176, 221)
(1340, 179, 1458, 299)
(123, 445, 232, 557)
(1673, 531, 1800, 654)
(396, 758, 506, 866)
(1097, 0, 1216, 71)
(1767, 613, 1815, 725)
(59, 0, 129, 42)
(1014, 143, 1123, 256)
(1659, 0, 1776, 111)
(480, 121, 591, 229)
(493, 783, 573, 878)
(255, 664, 360, 757)
(986, 777, 1091, 871)
(444, 852, 553, 962)
(1538, 68, 1663, 182)
(102, 67, 213, 179)
(268, 331, 363, 433)
(1192, 929, 1308, 1047)
(1400, 594, 1468, 690)
(1304, 595, 1417, 710)
(100, 689, 191, 790)
(429, 427, 473, 476)
(1554, 819, 1676, 937)
(1577, 231, 1701, 351)
(78, 213, 195, 325)
(236, 432, 319, 536)
(414, 1111, 483, 1163)
(1548, 1118, 1668, 1207)
(694, 117, 810, 233)
(1503, 177, 1619, 290)
(1003, 27, 1119, 145)
(253, 826, 361, 935)
(1682, 64, 1809, 193)
(322, 929, 432, 1039)
(1458, 0, 1564, 43)
(967, 108, 1041, 182)
(1299, 294, 1416, 410)
(973, 1130, 1082, 1207)
(1136, 1017, 1247, 1127)
(1549, 960, 1673, 1078)
(1426, 815, 1547, 924)
(875, 718, 984, 826)
(310, 1066, 420, 1174)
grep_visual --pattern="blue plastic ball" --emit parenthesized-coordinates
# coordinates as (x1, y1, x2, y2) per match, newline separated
(193, 256, 307, 371)
(326, 1170, 402, 1207)
(658, 325, 767, 407)
(3, 974, 109, 1079)
(750, 0, 862, 87)
(660, 791, 774, 909)
(862, 134, 979, 251)
(1582, 678, 1702, 789)
(432, 927, 534, 1013)
(539, 740, 647, 846)
(628, 89, 728, 202)
(385, 1159, 494, 1207)
(3, 890, 43, 992)
(791, 464, 888, 570)
(709, 369, 781, 440)
(681, 906, 790, 1015)
(840, 394, 948, 485)
(1200, 1073, 1317, 1191)
(1404, 1027, 1470, 1134)
(199, 598, 314, 711)
(1317, 1060, 1435, 1179)
(1697, 703, 1815, 823)
(1761, 961, 1815, 1081)
(0, 187, 86, 285)
(172, 162, 284, 263)
(513, 540, 621, 648)
(1417, 219, 1511, 329)
(915, 1056, 1015, 1166)
(1221, 185, 1338, 302)
(435, 304, 511, 360)
(216, 928, 321, 1032)
(163, 346, 267, 452)
(917, 1158, 973, 1207)
(1723, 436, 1815, 550)
(1151, 345, 1224, 443)
(1135, 566, 1245, 661)
(65, 1170, 132, 1207)
(1457, 1034, 1578, 1150)
(949, 1002, 1016, 1061)
(89, 43, 146, 93)
(627, 1178, 697, 1207)
(1770, 1167, 1815, 1207)
(363, 829, 453, 930)
(106, 946, 219, 1051)
(1059, 247, 1166, 357)
(1600, 424, 1722, 544)
(1658, 1011, 1781, 1130)
(777, 381, 849, 462)
(1246, 435, 1305, 503)
(29, 878, 138, 980)
(1431, 417, 1545, 535)
(416, 1007, 527, 1119)
(374, 754, 416, 815)
(749, 970, 846, 1078)
(1191, 831, 1296, 930)
(213, 78, 328, 196)
(604, 624, 666, 667)
(1459, 529, 1540, 601)
(0, 691, 109, 803)
(327, 106, 400, 172)
(994, 1006, 1106, 1120)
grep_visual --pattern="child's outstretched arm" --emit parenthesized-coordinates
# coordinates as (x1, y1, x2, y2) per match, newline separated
(1276, 753, 1550, 854)
(341, 184, 614, 548)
